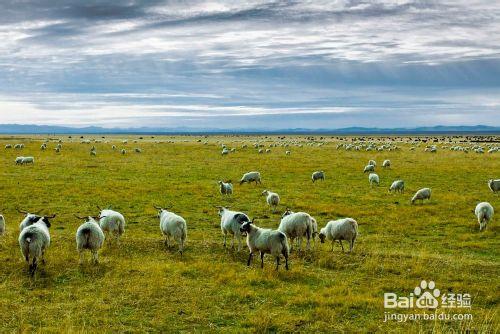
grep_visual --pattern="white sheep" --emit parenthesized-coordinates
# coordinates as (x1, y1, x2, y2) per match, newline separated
(97, 207, 125, 242)
(18, 215, 54, 276)
(121, 149, 126, 155)
(0, 214, 5, 235)
(240, 219, 289, 271)
(135, 148, 142, 153)
(262, 190, 280, 212)
(488, 179, 500, 193)
(21, 156, 34, 165)
(411, 188, 431, 204)
(285, 150, 291, 155)
(368, 160, 376, 167)
(475, 202, 494, 231)
(363, 165, 375, 173)
(90, 150, 97, 156)
(311, 171, 325, 182)
(218, 180, 233, 195)
(15, 156, 24, 165)
(55, 147, 60, 153)
(382, 159, 391, 168)
(318, 218, 358, 252)
(389, 180, 405, 193)
(239, 171, 261, 185)
(5, 144, 12, 149)
(112, 145, 117, 150)
(155, 206, 187, 254)
(279, 209, 314, 252)
(222, 148, 229, 155)
(17, 209, 43, 231)
(218, 206, 250, 251)
(75, 215, 105, 264)
(368, 173, 379, 187)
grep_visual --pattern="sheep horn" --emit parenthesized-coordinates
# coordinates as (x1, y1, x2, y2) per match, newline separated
(153, 205, 162, 210)
(96, 205, 102, 211)
(74, 214, 87, 220)
(16, 208, 29, 214)
(45, 214, 56, 219)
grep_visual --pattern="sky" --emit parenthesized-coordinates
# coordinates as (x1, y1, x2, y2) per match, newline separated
(0, 0, 499, 130)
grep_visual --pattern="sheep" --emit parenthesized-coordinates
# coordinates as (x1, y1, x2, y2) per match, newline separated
(18, 214, 55, 276)
(97, 206, 125, 243)
(382, 159, 391, 168)
(389, 180, 405, 193)
(265, 149, 271, 153)
(112, 145, 117, 150)
(75, 215, 105, 264)
(218, 180, 233, 195)
(218, 206, 250, 251)
(40, 144, 46, 150)
(55, 147, 61, 153)
(21, 156, 34, 165)
(121, 149, 126, 155)
(312, 171, 325, 182)
(15, 156, 24, 165)
(222, 148, 229, 155)
(368, 160, 376, 167)
(285, 150, 291, 155)
(239, 171, 261, 185)
(134, 148, 142, 153)
(0, 214, 5, 235)
(363, 164, 375, 173)
(240, 219, 289, 271)
(279, 209, 314, 252)
(258, 149, 264, 154)
(368, 173, 380, 187)
(411, 188, 431, 204)
(5, 144, 12, 149)
(262, 190, 280, 212)
(319, 218, 358, 252)
(475, 202, 494, 231)
(90, 150, 97, 156)
(155, 206, 187, 254)
(488, 179, 500, 193)
(14, 144, 23, 149)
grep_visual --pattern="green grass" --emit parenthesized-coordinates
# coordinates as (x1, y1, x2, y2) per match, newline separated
(0, 135, 498, 333)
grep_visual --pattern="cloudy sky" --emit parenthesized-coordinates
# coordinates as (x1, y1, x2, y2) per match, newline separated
(0, 0, 499, 129)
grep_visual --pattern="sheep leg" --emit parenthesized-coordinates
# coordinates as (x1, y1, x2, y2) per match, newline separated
(284, 255, 289, 270)
(297, 237, 302, 253)
(349, 238, 355, 253)
(92, 251, 99, 264)
(79, 250, 84, 265)
(331, 240, 334, 252)
(237, 236, 242, 252)
(247, 252, 253, 266)
(223, 233, 227, 248)
(275, 256, 280, 271)
(260, 252, 265, 268)
(178, 237, 184, 255)
(41, 250, 46, 265)
(30, 258, 38, 277)
(339, 240, 345, 252)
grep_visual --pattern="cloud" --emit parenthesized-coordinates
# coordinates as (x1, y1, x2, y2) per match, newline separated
(0, 1, 499, 128)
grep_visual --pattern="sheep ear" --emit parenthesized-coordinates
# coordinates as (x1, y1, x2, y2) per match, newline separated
(153, 205, 162, 210)
(74, 214, 86, 220)
(46, 214, 56, 219)
(96, 205, 102, 211)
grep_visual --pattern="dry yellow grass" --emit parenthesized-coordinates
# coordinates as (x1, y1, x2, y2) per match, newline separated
(0, 135, 498, 333)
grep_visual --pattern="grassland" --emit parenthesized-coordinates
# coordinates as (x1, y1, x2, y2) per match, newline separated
(0, 135, 498, 333)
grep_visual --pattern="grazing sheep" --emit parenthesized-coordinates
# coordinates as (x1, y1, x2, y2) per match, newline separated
(97, 207, 125, 242)
(239, 171, 261, 185)
(0, 214, 5, 235)
(218, 180, 233, 195)
(488, 179, 500, 193)
(55, 147, 61, 153)
(5, 144, 12, 149)
(121, 149, 126, 155)
(40, 144, 46, 150)
(155, 206, 187, 254)
(134, 148, 142, 153)
(112, 145, 117, 150)
(382, 159, 391, 168)
(258, 149, 264, 154)
(218, 206, 250, 251)
(318, 218, 358, 252)
(75, 216, 105, 264)
(240, 219, 289, 271)
(14, 144, 24, 149)
(18, 215, 55, 276)
(368, 160, 376, 167)
(475, 202, 494, 231)
(279, 209, 314, 252)
(285, 151, 291, 155)
(21, 156, 34, 165)
(312, 171, 325, 182)
(368, 173, 380, 187)
(262, 190, 280, 212)
(222, 148, 229, 155)
(411, 188, 431, 204)
(363, 165, 375, 173)
(90, 150, 97, 156)
(389, 180, 405, 193)
(265, 149, 271, 153)
(15, 156, 24, 165)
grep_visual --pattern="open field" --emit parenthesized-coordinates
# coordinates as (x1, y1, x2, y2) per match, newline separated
(0, 135, 499, 333)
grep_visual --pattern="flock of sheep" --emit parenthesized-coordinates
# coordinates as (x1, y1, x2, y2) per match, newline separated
(0, 136, 498, 277)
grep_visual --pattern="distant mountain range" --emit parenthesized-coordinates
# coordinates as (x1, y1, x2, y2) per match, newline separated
(0, 124, 499, 135)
